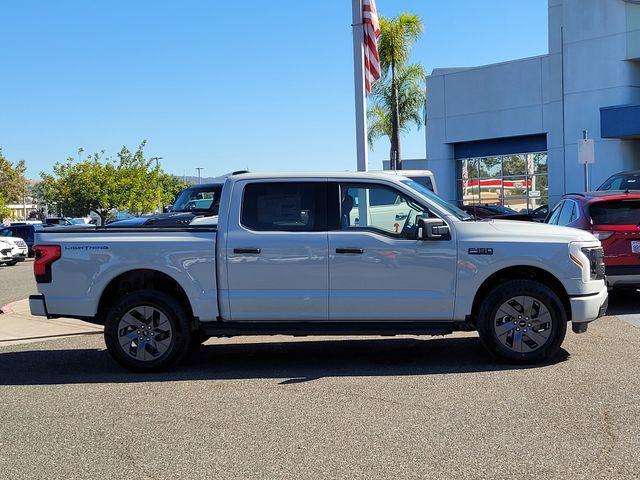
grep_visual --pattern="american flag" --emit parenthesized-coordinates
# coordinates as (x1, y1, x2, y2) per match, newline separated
(362, 0, 381, 95)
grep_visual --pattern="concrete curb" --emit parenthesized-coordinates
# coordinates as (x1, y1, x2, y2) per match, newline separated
(0, 299, 20, 315)
(0, 298, 103, 346)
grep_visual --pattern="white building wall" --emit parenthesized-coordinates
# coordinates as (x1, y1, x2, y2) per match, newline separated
(423, 0, 640, 207)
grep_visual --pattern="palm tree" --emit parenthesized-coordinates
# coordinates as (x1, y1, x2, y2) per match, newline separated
(369, 13, 424, 170)
(368, 64, 425, 163)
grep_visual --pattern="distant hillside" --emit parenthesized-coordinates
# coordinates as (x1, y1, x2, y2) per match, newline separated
(180, 170, 250, 184)
(181, 176, 219, 184)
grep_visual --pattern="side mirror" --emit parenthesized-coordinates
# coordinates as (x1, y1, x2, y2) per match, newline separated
(417, 217, 450, 240)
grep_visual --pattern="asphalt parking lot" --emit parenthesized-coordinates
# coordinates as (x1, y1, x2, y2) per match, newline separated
(0, 259, 36, 306)
(1, 267, 639, 479)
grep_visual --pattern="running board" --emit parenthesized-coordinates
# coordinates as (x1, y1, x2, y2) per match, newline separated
(200, 321, 471, 338)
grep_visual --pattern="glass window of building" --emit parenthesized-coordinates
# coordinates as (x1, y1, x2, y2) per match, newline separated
(456, 152, 548, 213)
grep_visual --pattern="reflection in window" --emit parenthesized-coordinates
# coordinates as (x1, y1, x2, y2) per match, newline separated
(456, 152, 548, 213)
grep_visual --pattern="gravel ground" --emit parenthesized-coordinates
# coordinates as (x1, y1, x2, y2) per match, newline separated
(0, 260, 36, 307)
(0, 314, 638, 479)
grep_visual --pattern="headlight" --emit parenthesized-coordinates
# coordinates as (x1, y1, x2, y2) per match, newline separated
(569, 242, 605, 282)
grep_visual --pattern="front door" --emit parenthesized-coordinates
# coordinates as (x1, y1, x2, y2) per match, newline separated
(225, 180, 329, 321)
(329, 182, 457, 321)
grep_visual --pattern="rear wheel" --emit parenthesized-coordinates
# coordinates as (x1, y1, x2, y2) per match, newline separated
(477, 280, 567, 363)
(104, 290, 192, 372)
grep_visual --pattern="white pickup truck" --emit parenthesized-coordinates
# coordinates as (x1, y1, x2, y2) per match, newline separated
(29, 172, 608, 371)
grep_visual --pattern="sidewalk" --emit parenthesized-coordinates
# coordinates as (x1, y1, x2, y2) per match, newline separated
(0, 298, 102, 346)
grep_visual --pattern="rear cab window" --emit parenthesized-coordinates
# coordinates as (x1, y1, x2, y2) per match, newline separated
(241, 182, 327, 231)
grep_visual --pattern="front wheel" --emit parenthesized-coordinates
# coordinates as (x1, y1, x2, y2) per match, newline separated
(477, 279, 567, 363)
(5, 260, 18, 266)
(104, 290, 193, 372)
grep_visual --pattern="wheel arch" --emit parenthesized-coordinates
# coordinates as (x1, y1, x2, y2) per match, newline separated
(96, 269, 194, 325)
(469, 266, 571, 325)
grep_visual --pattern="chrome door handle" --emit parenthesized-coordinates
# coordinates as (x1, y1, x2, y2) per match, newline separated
(233, 248, 261, 254)
(336, 248, 364, 254)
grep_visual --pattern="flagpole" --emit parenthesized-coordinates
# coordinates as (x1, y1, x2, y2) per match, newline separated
(352, 0, 368, 172)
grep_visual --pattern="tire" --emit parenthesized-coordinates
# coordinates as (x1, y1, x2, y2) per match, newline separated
(104, 289, 193, 372)
(477, 279, 567, 363)
(5, 260, 18, 266)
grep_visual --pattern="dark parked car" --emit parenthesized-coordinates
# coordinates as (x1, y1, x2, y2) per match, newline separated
(546, 191, 640, 288)
(598, 170, 640, 192)
(460, 203, 548, 222)
(0, 224, 44, 256)
(107, 182, 224, 228)
(44, 217, 74, 226)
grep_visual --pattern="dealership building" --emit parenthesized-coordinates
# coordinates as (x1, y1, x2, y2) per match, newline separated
(411, 0, 640, 211)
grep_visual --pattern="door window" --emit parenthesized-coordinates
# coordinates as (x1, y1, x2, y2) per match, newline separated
(557, 200, 576, 226)
(241, 182, 326, 232)
(547, 201, 564, 225)
(339, 183, 428, 238)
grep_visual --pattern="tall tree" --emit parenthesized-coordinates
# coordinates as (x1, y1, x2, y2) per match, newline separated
(368, 64, 426, 159)
(0, 195, 11, 221)
(0, 148, 28, 203)
(39, 142, 182, 224)
(371, 13, 424, 169)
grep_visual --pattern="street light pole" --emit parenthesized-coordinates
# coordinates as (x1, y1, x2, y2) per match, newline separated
(196, 168, 204, 184)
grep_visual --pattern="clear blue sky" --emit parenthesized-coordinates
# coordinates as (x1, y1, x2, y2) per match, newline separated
(0, 0, 548, 179)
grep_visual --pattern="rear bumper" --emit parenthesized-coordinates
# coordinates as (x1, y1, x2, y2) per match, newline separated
(570, 286, 608, 324)
(29, 294, 48, 317)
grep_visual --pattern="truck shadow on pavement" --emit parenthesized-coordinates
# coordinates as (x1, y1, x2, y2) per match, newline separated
(0, 336, 568, 386)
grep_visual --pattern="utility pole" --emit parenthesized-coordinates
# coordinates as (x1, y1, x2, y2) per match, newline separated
(583, 130, 590, 192)
(196, 168, 204, 184)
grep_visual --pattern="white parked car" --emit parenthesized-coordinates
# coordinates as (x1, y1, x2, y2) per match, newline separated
(379, 169, 438, 194)
(4, 236, 29, 262)
(0, 240, 14, 264)
(0, 239, 25, 266)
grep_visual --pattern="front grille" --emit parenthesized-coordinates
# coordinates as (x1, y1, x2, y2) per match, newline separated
(582, 247, 605, 280)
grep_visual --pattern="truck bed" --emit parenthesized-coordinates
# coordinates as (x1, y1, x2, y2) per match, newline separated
(35, 226, 219, 322)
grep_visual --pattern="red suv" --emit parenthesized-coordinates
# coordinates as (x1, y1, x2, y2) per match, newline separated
(546, 192, 640, 288)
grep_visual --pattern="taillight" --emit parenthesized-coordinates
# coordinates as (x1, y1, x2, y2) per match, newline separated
(33, 245, 61, 283)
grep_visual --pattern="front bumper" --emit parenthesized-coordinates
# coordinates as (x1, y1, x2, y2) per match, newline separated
(29, 295, 48, 317)
(570, 285, 608, 326)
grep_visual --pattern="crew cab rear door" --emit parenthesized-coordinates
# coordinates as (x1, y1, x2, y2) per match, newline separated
(224, 180, 329, 321)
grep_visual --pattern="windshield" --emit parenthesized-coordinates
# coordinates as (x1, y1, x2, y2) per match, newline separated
(401, 179, 473, 221)
(172, 185, 222, 212)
